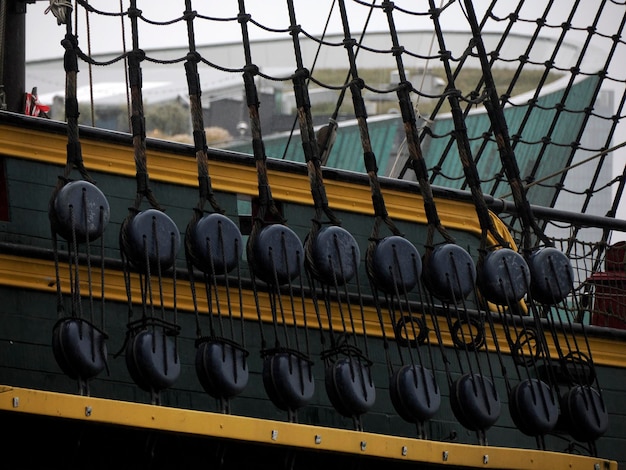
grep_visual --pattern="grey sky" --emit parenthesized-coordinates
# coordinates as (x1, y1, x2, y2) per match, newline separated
(23, 1, 626, 227)
(25, 0, 602, 61)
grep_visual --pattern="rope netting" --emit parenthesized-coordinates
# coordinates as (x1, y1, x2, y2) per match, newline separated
(54, 1, 626, 235)
(56, 0, 626, 315)
(36, 0, 626, 452)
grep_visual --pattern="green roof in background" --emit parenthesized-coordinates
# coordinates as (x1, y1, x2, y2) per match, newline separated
(225, 76, 601, 211)
(225, 115, 402, 174)
(424, 75, 601, 208)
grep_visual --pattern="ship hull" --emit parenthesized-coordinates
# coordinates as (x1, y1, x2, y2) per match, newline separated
(0, 114, 624, 468)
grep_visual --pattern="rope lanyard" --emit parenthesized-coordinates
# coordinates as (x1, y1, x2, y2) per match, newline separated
(462, 0, 608, 450)
(182, 0, 245, 351)
(49, 4, 106, 326)
(426, 0, 508, 253)
(46, 0, 111, 397)
(237, 0, 310, 363)
(460, 0, 553, 251)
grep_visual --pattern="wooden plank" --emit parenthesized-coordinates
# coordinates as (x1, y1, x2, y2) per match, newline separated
(0, 386, 617, 470)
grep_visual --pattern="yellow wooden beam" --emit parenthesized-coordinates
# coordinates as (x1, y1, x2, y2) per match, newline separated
(0, 123, 511, 244)
(1, 252, 625, 368)
(0, 385, 616, 470)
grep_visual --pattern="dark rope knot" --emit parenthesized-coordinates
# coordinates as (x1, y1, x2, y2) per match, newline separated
(294, 67, 309, 80)
(288, 23, 301, 37)
(353, 77, 365, 90)
(62, 32, 78, 50)
(130, 48, 146, 63)
(186, 50, 201, 64)
(62, 37, 79, 73)
(391, 45, 404, 57)
(399, 79, 413, 93)
(183, 9, 197, 21)
(244, 63, 259, 77)
(237, 12, 251, 24)
(382, 0, 395, 13)
(342, 37, 357, 49)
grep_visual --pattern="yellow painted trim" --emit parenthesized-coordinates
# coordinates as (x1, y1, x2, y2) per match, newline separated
(0, 385, 617, 470)
(1, 252, 625, 368)
(0, 123, 512, 245)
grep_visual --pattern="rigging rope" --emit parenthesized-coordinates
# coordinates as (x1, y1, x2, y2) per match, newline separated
(47, 1, 110, 397)
(464, 0, 609, 450)
(116, 0, 182, 406)
(43, 0, 626, 450)
(281, 0, 336, 161)
(182, 0, 248, 414)
(237, 0, 314, 424)
(316, 0, 377, 167)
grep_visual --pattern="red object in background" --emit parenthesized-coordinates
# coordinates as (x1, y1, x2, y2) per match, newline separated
(24, 88, 50, 118)
(588, 243, 626, 330)
(588, 272, 626, 329)
(605, 240, 626, 271)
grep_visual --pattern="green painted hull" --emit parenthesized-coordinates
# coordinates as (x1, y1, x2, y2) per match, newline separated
(0, 114, 623, 468)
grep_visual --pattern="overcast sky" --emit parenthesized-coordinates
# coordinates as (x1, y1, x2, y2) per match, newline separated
(23, 1, 626, 226)
(25, 1, 431, 61)
(25, 0, 620, 61)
